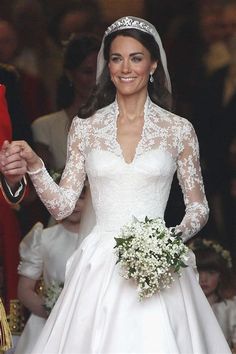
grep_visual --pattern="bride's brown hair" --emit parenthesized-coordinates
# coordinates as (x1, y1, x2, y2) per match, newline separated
(78, 29, 172, 119)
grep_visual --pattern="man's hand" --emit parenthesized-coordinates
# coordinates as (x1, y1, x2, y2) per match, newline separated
(0, 140, 27, 188)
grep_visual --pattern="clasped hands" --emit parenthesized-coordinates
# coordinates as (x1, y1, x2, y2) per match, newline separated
(0, 140, 41, 187)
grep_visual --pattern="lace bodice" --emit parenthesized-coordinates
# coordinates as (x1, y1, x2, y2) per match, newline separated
(29, 97, 209, 242)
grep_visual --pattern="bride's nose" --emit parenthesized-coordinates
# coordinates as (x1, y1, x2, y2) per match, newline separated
(121, 59, 131, 73)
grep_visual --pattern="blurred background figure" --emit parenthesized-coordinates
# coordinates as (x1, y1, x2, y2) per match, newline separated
(22, 33, 100, 232)
(0, 19, 51, 124)
(222, 1, 236, 49)
(198, 3, 231, 77)
(48, 1, 103, 48)
(31, 33, 100, 172)
(11, 0, 60, 111)
(13, 185, 87, 354)
(0, 21, 17, 65)
(190, 238, 236, 351)
(191, 1, 236, 255)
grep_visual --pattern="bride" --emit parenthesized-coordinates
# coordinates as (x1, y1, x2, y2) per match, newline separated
(0, 16, 231, 354)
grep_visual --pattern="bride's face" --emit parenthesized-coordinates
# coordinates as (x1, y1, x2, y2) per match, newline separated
(108, 35, 157, 97)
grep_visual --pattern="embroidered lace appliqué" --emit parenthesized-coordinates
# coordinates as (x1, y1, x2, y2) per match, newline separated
(29, 97, 209, 242)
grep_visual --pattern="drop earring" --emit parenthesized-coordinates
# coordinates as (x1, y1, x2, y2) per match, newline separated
(149, 72, 154, 83)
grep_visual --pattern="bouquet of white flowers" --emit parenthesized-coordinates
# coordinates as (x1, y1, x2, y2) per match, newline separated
(43, 281, 64, 314)
(114, 217, 189, 300)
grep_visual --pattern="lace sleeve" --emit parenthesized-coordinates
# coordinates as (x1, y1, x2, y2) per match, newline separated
(29, 117, 86, 220)
(175, 120, 209, 242)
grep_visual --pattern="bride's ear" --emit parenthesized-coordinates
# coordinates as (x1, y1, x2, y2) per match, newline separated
(151, 61, 158, 74)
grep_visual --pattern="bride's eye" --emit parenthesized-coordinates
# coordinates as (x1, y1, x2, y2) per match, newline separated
(110, 55, 122, 63)
(131, 55, 143, 63)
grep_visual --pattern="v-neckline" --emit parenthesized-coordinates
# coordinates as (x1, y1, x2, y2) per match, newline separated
(114, 97, 149, 165)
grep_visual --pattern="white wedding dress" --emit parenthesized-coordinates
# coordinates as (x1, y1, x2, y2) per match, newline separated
(29, 97, 231, 353)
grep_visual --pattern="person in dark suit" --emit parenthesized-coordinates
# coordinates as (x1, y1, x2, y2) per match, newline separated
(0, 65, 29, 313)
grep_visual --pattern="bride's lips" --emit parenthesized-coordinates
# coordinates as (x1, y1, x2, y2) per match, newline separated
(119, 77, 136, 82)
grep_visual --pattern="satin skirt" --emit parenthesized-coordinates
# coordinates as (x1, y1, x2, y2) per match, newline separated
(30, 226, 231, 354)
(14, 315, 46, 354)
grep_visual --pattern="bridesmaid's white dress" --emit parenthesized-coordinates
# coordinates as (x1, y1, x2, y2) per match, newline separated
(14, 223, 84, 354)
(212, 298, 236, 347)
(29, 97, 231, 353)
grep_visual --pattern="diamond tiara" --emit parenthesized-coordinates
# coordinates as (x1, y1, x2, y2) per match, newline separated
(105, 16, 155, 38)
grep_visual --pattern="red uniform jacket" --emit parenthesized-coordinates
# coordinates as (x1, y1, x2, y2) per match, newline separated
(0, 84, 23, 312)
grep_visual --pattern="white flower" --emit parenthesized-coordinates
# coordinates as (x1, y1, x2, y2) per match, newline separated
(43, 281, 64, 314)
(114, 217, 189, 300)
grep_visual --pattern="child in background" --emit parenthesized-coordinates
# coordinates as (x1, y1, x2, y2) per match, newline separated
(190, 238, 236, 351)
(13, 184, 87, 354)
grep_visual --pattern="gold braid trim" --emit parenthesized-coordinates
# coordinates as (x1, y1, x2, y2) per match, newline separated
(0, 175, 27, 206)
(0, 298, 12, 351)
(7, 300, 25, 336)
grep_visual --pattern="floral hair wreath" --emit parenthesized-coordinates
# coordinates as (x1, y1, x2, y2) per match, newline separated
(189, 238, 232, 269)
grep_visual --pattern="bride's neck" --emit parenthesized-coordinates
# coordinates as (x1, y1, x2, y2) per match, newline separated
(116, 93, 147, 121)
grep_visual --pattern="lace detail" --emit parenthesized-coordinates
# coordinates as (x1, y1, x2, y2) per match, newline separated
(30, 120, 86, 220)
(29, 96, 209, 241)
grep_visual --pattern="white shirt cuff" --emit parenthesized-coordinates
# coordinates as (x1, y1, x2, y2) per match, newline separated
(5, 176, 26, 197)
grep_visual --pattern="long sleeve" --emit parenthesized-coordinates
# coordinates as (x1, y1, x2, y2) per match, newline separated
(29, 117, 86, 220)
(175, 121, 209, 242)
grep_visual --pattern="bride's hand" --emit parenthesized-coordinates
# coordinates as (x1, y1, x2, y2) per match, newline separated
(0, 140, 42, 176)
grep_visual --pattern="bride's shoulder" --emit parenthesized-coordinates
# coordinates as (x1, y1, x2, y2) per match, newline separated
(73, 103, 113, 128)
(152, 103, 194, 131)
